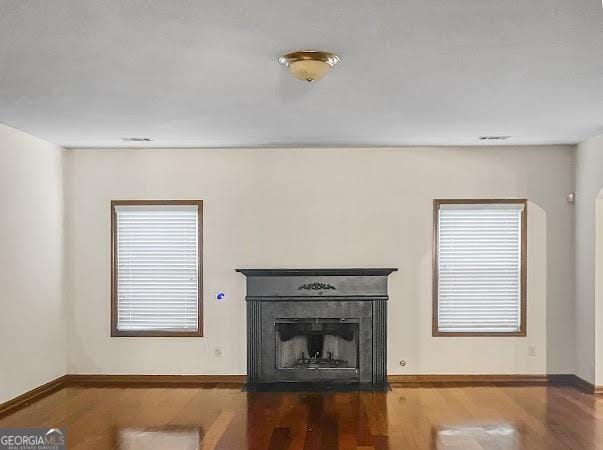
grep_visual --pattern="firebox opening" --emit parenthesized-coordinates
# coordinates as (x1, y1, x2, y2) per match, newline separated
(275, 319, 359, 370)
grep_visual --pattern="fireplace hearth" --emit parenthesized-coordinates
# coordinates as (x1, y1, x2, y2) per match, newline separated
(236, 268, 397, 391)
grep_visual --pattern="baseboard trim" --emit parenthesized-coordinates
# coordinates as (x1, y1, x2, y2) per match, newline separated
(387, 374, 603, 394)
(388, 374, 603, 392)
(0, 375, 67, 418)
(1, 373, 601, 419)
(388, 374, 550, 387)
(549, 374, 603, 394)
(64, 374, 246, 387)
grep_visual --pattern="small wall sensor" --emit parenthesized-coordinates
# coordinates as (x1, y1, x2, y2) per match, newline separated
(216, 291, 226, 301)
(567, 192, 575, 203)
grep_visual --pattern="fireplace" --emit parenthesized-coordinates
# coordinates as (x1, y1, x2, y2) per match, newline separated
(236, 268, 397, 390)
(275, 319, 359, 370)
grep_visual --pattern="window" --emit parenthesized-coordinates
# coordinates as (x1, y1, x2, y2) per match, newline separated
(111, 200, 203, 337)
(433, 199, 527, 336)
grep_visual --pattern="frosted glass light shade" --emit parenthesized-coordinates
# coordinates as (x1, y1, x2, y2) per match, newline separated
(288, 60, 331, 82)
(279, 50, 340, 83)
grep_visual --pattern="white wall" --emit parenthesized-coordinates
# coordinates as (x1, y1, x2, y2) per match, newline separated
(0, 125, 65, 403)
(597, 195, 603, 385)
(575, 134, 603, 384)
(64, 146, 575, 376)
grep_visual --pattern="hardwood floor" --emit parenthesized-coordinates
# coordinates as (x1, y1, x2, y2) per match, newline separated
(1, 385, 602, 449)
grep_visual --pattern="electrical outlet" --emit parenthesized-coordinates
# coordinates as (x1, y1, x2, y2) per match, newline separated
(214, 347, 223, 358)
(528, 345, 536, 357)
(399, 360, 407, 367)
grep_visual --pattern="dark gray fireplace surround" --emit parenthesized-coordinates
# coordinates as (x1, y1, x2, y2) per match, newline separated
(236, 268, 397, 391)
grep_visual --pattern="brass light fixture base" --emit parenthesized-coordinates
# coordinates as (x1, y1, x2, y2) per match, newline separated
(278, 50, 340, 83)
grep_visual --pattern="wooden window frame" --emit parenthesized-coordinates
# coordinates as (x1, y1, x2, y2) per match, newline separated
(111, 200, 203, 337)
(432, 199, 527, 337)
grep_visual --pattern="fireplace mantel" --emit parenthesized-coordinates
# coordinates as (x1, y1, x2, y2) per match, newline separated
(236, 268, 398, 277)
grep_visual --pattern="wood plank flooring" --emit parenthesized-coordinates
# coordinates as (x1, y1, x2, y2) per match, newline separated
(1, 385, 602, 449)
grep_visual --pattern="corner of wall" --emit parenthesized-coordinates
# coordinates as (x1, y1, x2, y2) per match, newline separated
(575, 134, 603, 385)
(0, 124, 67, 403)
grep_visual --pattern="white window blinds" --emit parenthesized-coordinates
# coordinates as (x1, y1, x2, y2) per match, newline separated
(436, 202, 525, 334)
(114, 204, 199, 332)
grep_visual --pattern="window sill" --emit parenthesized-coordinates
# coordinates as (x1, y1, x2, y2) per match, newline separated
(111, 330, 203, 337)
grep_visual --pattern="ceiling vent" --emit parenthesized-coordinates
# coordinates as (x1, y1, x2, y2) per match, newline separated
(479, 136, 510, 141)
(122, 137, 152, 142)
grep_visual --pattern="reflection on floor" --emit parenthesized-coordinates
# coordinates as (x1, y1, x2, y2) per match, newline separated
(119, 428, 200, 450)
(436, 424, 518, 449)
(0, 384, 602, 449)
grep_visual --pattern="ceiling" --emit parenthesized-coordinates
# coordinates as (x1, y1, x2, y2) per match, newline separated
(0, 0, 602, 148)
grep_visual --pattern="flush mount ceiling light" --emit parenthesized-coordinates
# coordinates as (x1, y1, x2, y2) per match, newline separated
(278, 50, 340, 83)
